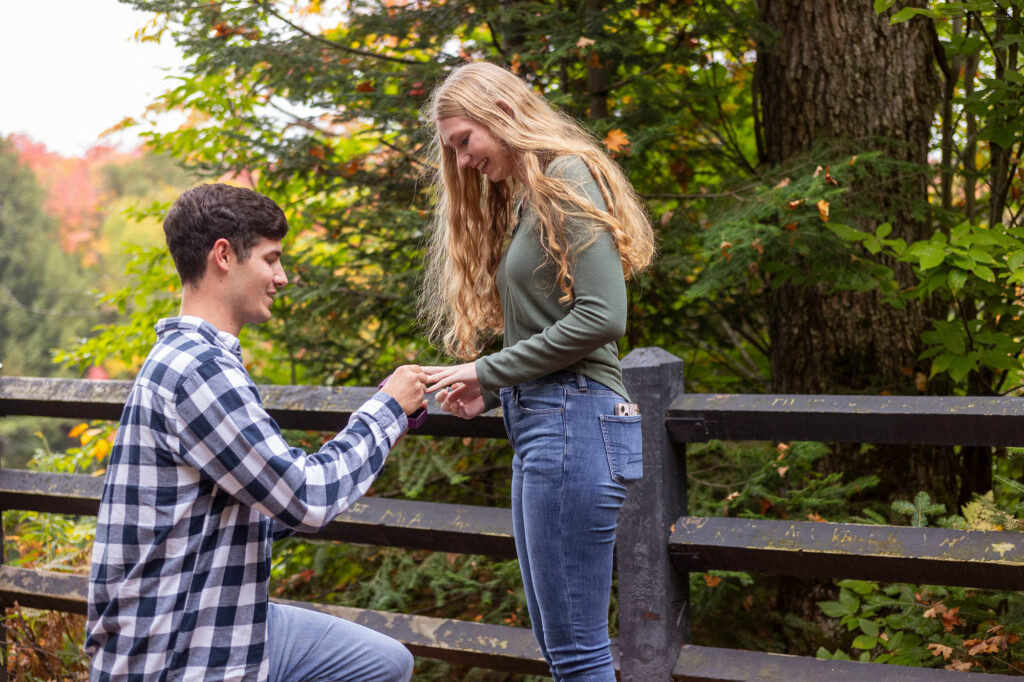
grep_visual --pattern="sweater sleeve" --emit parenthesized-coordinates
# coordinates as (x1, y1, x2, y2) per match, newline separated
(475, 159, 627, 391)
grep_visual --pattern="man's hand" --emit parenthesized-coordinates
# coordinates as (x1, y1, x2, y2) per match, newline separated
(424, 363, 486, 420)
(380, 364, 428, 416)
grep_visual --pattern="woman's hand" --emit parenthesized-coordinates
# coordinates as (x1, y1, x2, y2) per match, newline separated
(424, 363, 486, 420)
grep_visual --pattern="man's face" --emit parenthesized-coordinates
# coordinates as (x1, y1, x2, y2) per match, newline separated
(227, 236, 288, 326)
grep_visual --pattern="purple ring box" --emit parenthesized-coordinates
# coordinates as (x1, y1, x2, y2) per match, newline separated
(378, 376, 428, 429)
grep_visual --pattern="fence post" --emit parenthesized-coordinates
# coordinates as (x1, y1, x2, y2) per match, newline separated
(617, 347, 688, 680)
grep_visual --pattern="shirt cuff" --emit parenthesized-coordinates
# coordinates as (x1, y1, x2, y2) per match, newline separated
(369, 390, 408, 445)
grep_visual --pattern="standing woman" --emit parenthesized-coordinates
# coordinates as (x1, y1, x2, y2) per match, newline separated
(420, 62, 656, 681)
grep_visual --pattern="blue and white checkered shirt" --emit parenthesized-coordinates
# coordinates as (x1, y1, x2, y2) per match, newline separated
(85, 316, 406, 681)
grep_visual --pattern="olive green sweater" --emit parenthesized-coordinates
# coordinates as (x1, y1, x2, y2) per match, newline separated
(475, 155, 630, 410)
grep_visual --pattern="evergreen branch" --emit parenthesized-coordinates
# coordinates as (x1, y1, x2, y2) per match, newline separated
(603, 63, 666, 94)
(641, 190, 749, 200)
(263, 4, 426, 66)
(995, 474, 1024, 498)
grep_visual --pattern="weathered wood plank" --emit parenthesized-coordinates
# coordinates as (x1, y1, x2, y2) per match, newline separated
(0, 566, 971, 680)
(671, 643, 970, 680)
(0, 469, 104, 516)
(670, 516, 1024, 590)
(0, 566, 546, 674)
(0, 469, 515, 558)
(276, 599, 548, 675)
(0, 376, 506, 439)
(668, 393, 1024, 446)
(0, 565, 89, 614)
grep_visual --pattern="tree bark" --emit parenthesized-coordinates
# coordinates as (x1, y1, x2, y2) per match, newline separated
(756, 0, 959, 504)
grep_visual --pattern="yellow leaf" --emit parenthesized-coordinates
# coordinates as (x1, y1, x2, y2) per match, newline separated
(928, 643, 954, 660)
(603, 128, 630, 153)
(577, 36, 595, 48)
(777, 465, 789, 478)
(94, 439, 111, 461)
(81, 428, 101, 445)
(69, 422, 89, 438)
(703, 573, 722, 587)
(817, 199, 830, 222)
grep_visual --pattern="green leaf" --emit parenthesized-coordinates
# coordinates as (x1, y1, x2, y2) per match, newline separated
(852, 634, 877, 650)
(819, 600, 849, 618)
(949, 354, 977, 383)
(905, 242, 946, 270)
(938, 325, 966, 355)
(838, 588, 860, 615)
(889, 7, 927, 23)
(1007, 251, 1024, 271)
(826, 222, 869, 242)
(946, 269, 968, 292)
(838, 579, 875, 595)
(972, 264, 995, 282)
(858, 618, 879, 637)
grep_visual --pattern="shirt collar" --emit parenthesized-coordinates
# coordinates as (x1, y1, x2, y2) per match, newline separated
(156, 316, 243, 360)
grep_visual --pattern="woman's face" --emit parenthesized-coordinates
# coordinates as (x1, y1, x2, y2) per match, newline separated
(437, 116, 520, 183)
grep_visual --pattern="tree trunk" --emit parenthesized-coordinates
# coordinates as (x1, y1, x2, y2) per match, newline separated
(756, 3, 957, 649)
(756, 0, 959, 505)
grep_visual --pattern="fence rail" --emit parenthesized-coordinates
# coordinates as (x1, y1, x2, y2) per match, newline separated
(4, 349, 1019, 680)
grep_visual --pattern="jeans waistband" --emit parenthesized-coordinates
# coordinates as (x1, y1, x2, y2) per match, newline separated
(515, 370, 589, 391)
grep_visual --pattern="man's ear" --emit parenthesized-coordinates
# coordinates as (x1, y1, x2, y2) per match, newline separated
(496, 99, 515, 118)
(211, 238, 233, 274)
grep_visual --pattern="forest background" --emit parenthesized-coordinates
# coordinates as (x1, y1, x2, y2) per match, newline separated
(3, 0, 1024, 678)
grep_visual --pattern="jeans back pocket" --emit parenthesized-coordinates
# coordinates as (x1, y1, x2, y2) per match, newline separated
(598, 414, 643, 484)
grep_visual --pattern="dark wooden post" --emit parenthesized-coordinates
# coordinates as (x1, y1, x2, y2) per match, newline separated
(617, 348, 688, 680)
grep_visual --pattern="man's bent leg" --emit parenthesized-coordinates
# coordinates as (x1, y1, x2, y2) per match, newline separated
(267, 602, 413, 682)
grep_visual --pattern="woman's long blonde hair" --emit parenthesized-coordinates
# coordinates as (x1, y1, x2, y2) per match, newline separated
(420, 61, 656, 360)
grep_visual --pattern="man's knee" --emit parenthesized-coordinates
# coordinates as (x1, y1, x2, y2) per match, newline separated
(380, 639, 414, 682)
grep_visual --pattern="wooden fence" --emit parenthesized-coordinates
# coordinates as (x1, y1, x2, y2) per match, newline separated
(2, 347, 1022, 680)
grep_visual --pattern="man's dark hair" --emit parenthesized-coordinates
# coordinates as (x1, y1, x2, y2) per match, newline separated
(163, 183, 289, 286)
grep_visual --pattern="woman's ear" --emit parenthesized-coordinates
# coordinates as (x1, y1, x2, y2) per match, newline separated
(496, 99, 515, 118)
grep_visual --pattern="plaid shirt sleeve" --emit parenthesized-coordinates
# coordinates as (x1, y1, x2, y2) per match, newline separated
(174, 355, 406, 532)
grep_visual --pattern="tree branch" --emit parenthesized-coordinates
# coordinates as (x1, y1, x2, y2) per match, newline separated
(264, 4, 425, 66)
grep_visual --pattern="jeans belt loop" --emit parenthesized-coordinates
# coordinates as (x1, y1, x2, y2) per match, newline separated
(576, 373, 587, 391)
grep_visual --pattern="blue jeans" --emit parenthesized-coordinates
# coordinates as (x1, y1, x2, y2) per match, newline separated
(501, 372, 643, 682)
(266, 602, 413, 682)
